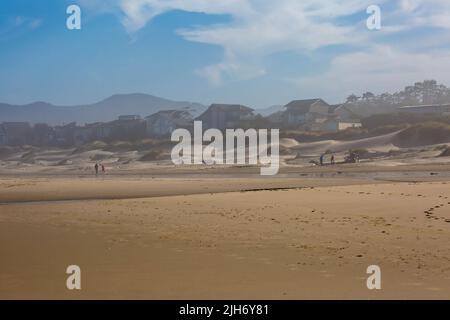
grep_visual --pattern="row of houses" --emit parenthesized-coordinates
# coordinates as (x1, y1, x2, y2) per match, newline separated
(150, 99, 363, 133)
(0, 99, 363, 146)
(0, 122, 33, 146)
(269, 98, 362, 131)
(10, 98, 449, 147)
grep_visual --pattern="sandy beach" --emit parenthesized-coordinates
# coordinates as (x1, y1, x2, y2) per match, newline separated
(1, 163, 450, 299)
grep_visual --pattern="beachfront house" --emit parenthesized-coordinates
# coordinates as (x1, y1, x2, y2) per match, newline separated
(0, 122, 32, 146)
(322, 119, 362, 132)
(54, 122, 77, 146)
(31, 123, 55, 146)
(0, 124, 7, 146)
(196, 104, 255, 130)
(73, 115, 146, 144)
(329, 104, 362, 121)
(108, 115, 146, 141)
(73, 125, 95, 145)
(283, 99, 331, 127)
(145, 110, 193, 137)
(73, 122, 113, 145)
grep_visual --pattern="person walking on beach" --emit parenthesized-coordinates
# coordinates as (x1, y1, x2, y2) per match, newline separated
(331, 154, 335, 165)
(319, 154, 324, 166)
(101, 164, 105, 174)
(94, 163, 99, 175)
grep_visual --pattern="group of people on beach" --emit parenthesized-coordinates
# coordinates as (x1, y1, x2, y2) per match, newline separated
(94, 163, 106, 175)
(319, 153, 335, 166)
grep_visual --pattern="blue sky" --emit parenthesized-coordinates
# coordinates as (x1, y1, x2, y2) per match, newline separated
(1, 0, 450, 108)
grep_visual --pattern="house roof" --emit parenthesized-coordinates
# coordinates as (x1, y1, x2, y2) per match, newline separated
(332, 104, 361, 120)
(0, 122, 30, 144)
(328, 104, 343, 113)
(1, 122, 31, 135)
(146, 110, 191, 119)
(209, 103, 253, 111)
(84, 122, 106, 128)
(196, 104, 254, 120)
(55, 122, 77, 129)
(146, 110, 193, 126)
(284, 99, 329, 114)
(210, 104, 253, 112)
(265, 111, 284, 122)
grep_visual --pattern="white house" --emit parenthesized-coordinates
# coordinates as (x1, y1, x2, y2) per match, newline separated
(323, 119, 362, 132)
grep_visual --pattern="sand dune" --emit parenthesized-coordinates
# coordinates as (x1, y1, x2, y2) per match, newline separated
(0, 123, 450, 181)
(290, 131, 400, 155)
(2, 129, 449, 176)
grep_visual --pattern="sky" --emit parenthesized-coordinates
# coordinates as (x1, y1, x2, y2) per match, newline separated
(1, 0, 450, 108)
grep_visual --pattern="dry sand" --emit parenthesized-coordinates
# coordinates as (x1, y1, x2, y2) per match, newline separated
(1, 165, 450, 299)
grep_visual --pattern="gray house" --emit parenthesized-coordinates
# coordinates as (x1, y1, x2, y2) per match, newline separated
(73, 122, 112, 145)
(145, 110, 193, 137)
(0, 122, 32, 146)
(54, 122, 77, 146)
(330, 104, 361, 121)
(322, 119, 362, 132)
(108, 116, 146, 141)
(0, 124, 7, 145)
(283, 99, 330, 126)
(196, 104, 255, 130)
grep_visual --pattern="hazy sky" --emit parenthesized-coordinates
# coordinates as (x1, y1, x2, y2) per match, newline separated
(1, 0, 450, 108)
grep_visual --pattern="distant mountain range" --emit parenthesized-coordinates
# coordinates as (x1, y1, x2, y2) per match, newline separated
(0, 94, 207, 125)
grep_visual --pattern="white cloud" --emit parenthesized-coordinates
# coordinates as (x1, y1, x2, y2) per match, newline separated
(0, 16, 43, 37)
(13, 16, 41, 29)
(84, 0, 450, 88)
(29, 19, 42, 29)
(400, 0, 421, 12)
(109, 0, 379, 83)
(291, 46, 450, 102)
(397, 0, 450, 29)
